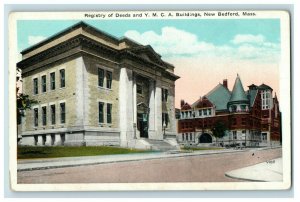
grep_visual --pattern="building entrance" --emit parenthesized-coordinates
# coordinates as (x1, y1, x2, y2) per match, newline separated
(137, 113, 148, 138)
(199, 133, 212, 143)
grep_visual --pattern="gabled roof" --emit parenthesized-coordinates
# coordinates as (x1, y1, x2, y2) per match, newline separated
(248, 84, 258, 90)
(258, 83, 273, 91)
(205, 83, 231, 111)
(181, 102, 192, 110)
(229, 74, 248, 103)
(191, 96, 214, 109)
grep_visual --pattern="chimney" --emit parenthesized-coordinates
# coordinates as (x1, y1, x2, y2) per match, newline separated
(223, 79, 228, 89)
(180, 100, 185, 107)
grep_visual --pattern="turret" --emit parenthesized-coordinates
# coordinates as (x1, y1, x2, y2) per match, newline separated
(227, 74, 249, 112)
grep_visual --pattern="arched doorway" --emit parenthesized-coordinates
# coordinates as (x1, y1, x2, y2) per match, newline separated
(199, 133, 212, 143)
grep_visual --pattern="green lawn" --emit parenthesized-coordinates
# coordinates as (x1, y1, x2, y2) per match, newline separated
(17, 146, 150, 159)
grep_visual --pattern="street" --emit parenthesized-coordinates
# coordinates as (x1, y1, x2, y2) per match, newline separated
(17, 148, 282, 183)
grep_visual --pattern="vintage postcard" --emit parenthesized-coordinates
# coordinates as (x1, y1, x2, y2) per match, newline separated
(8, 10, 291, 191)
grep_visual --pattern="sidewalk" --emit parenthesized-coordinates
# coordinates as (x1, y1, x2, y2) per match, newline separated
(225, 158, 282, 182)
(17, 146, 281, 171)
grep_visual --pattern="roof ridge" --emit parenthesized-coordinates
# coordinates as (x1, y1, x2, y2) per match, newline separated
(205, 83, 230, 97)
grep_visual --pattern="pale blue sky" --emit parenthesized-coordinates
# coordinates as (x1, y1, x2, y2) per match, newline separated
(17, 19, 280, 54)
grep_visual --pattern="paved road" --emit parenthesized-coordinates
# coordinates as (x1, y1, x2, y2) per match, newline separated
(17, 148, 281, 183)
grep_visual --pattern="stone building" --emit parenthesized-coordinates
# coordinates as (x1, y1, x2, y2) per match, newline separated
(178, 74, 281, 147)
(17, 21, 180, 150)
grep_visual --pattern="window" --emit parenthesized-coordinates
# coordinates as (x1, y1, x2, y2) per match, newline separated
(60, 69, 65, 88)
(98, 102, 104, 123)
(232, 118, 237, 125)
(137, 84, 143, 94)
(60, 103, 65, 124)
(98, 68, 104, 87)
(232, 105, 237, 112)
(34, 108, 38, 127)
(207, 109, 211, 115)
(42, 135, 46, 145)
(41, 75, 46, 93)
(34, 135, 38, 145)
(50, 72, 55, 90)
(107, 103, 112, 124)
(233, 131, 237, 139)
(198, 110, 202, 116)
(241, 105, 246, 111)
(262, 133, 267, 141)
(33, 78, 38, 94)
(182, 134, 185, 141)
(186, 133, 188, 141)
(241, 118, 246, 125)
(261, 90, 272, 110)
(162, 88, 168, 102)
(60, 133, 65, 145)
(162, 113, 169, 127)
(51, 105, 56, 125)
(42, 106, 47, 126)
(51, 134, 55, 145)
(106, 71, 112, 89)
(203, 109, 207, 116)
(190, 133, 193, 141)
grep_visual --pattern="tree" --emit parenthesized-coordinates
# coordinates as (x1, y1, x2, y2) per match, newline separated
(17, 93, 38, 120)
(212, 120, 227, 146)
(16, 68, 38, 141)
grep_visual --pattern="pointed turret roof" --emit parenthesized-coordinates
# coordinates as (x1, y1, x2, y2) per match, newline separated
(229, 74, 248, 102)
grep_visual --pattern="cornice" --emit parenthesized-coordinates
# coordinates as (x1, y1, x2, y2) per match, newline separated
(17, 35, 118, 70)
(17, 34, 179, 80)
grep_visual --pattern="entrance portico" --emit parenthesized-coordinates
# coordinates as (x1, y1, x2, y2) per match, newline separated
(119, 68, 165, 147)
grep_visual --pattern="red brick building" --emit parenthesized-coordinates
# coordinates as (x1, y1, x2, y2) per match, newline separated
(178, 74, 281, 147)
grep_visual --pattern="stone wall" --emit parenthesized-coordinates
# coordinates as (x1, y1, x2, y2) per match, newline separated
(83, 56, 120, 129)
(22, 57, 79, 135)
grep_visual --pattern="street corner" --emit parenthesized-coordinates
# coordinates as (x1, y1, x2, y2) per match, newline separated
(225, 158, 283, 182)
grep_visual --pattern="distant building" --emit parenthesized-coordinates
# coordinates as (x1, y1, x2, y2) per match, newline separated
(17, 22, 180, 149)
(16, 68, 23, 140)
(178, 74, 281, 147)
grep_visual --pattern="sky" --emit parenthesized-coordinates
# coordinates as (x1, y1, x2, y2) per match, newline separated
(17, 19, 281, 107)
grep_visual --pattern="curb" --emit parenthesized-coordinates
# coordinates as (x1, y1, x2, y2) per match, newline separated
(224, 173, 266, 182)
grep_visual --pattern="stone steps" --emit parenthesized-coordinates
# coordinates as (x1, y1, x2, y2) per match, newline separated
(144, 139, 178, 152)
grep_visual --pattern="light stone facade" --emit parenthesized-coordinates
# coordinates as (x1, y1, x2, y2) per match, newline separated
(18, 22, 179, 149)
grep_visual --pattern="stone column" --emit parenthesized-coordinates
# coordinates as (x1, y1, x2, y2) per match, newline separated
(119, 67, 134, 147)
(155, 78, 163, 140)
(148, 79, 156, 139)
(132, 72, 138, 139)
